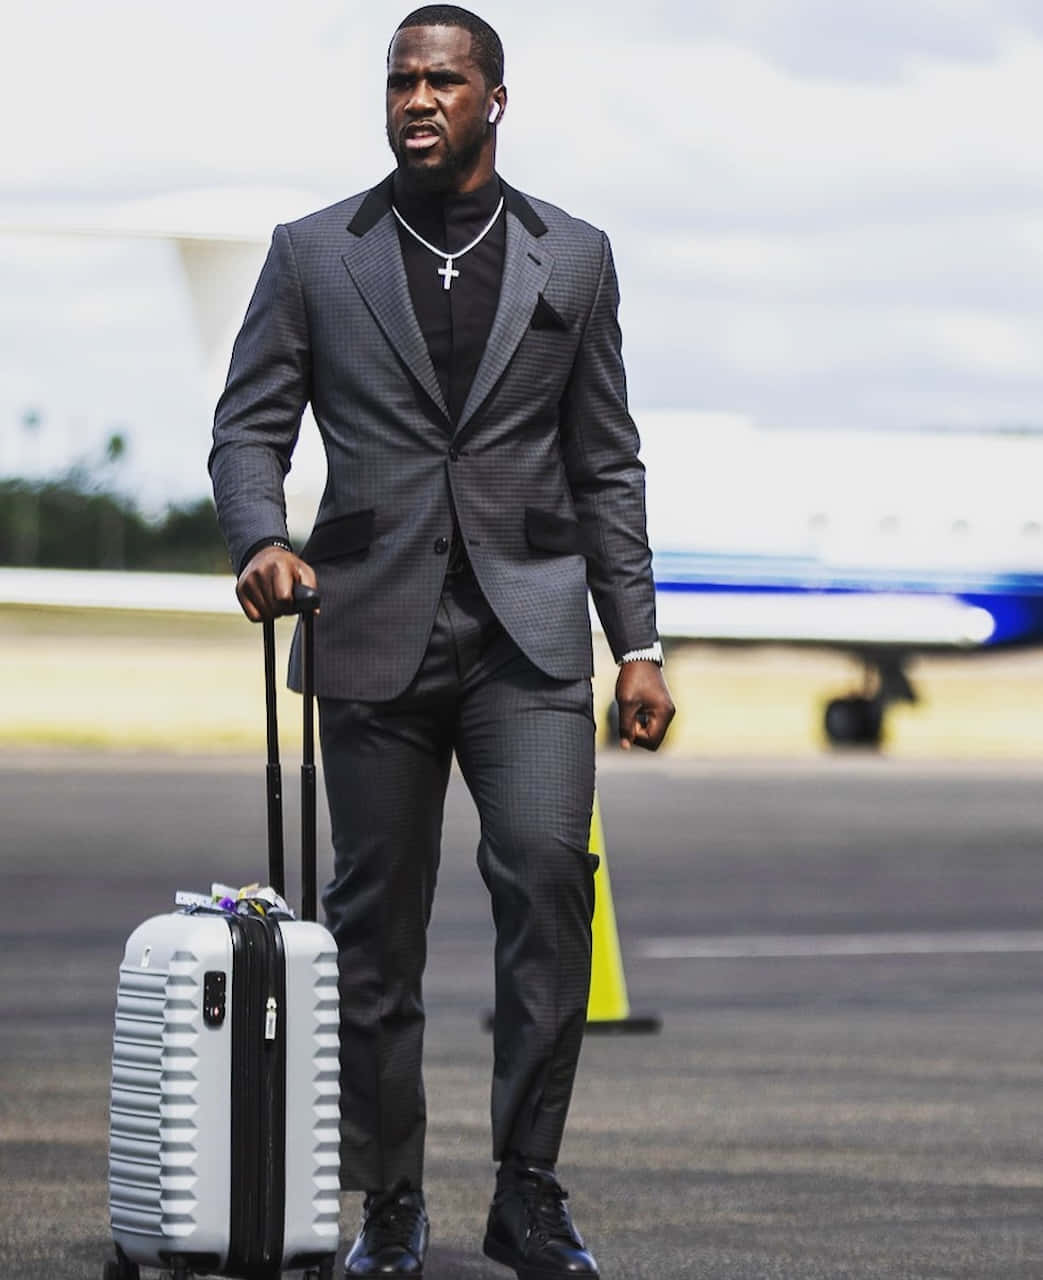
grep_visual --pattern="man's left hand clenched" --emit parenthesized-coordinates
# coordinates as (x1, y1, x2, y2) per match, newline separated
(615, 660, 676, 751)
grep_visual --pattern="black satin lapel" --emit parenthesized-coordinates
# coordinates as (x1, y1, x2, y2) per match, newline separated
(341, 214, 450, 421)
(455, 213, 553, 433)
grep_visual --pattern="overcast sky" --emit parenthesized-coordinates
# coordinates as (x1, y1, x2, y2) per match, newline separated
(3, 0, 1043, 505)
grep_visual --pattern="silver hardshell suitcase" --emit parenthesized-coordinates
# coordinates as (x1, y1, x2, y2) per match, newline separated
(105, 588, 341, 1280)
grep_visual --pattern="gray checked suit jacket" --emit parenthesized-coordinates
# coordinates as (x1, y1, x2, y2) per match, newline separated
(209, 175, 657, 701)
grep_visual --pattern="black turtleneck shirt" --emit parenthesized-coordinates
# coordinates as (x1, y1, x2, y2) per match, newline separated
(392, 171, 506, 425)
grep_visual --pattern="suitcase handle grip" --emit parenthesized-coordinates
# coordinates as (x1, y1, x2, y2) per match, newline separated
(291, 582, 320, 614)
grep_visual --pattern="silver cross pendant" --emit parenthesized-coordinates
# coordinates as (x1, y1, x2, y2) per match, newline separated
(437, 257, 460, 291)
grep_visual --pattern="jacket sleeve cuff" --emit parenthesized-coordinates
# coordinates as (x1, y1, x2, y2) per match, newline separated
(237, 536, 293, 576)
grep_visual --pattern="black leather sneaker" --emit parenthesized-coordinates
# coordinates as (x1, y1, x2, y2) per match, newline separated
(344, 1180, 429, 1276)
(483, 1164, 599, 1278)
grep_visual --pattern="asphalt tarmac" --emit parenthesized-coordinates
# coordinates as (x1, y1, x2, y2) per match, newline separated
(2, 752, 1043, 1279)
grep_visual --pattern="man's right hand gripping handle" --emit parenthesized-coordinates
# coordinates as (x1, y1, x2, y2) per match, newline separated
(236, 546, 319, 623)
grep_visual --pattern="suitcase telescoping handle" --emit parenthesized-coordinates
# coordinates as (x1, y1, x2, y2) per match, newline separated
(262, 583, 320, 921)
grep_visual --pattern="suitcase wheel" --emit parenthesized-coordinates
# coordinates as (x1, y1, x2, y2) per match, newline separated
(303, 1261, 335, 1280)
(102, 1254, 140, 1280)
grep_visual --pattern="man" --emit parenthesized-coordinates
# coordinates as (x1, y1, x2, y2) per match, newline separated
(210, 7, 674, 1277)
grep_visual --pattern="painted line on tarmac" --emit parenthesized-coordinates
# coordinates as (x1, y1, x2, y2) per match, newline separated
(640, 930, 1043, 960)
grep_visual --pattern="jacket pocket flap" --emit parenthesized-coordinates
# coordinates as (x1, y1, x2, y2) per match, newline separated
(525, 507, 583, 555)
(300, 508, 375, 564)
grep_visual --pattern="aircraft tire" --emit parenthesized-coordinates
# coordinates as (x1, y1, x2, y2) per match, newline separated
(824, 696, 883, 748)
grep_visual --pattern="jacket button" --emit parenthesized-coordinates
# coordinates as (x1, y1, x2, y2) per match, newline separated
(448, 447, 459, 461)
(434, 537, 449, 554)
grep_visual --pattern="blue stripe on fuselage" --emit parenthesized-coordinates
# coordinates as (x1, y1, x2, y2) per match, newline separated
(651, 552, 1043, 648)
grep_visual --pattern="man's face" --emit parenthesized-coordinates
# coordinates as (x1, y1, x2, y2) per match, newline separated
(386, 25, 496, 192)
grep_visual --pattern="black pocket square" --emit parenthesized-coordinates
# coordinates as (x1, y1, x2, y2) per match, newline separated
(530, 294, 569, 331)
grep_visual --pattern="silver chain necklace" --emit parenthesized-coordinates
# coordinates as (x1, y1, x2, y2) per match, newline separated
(392, 196, 505, 291)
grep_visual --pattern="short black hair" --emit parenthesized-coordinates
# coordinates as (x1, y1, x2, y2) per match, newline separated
(392, 6, 504, 88)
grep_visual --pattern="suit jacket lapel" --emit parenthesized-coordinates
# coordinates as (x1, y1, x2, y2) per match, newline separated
(455, 208, 553, 434)
(341, 183, 450, 422)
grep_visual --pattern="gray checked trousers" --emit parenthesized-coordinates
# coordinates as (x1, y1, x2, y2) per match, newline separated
(319, 563, 597, 1192)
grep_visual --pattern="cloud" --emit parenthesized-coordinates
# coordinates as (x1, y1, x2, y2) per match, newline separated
(3, 0, 1043, 500)
(645, 0, 1043, 82)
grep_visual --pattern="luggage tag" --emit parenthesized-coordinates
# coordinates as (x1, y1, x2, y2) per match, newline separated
(173, 884, 296, 917)
(175, 889, 240, 915)
(175, 890, 224, 911)
(175, 890, 211, 908)
(236, 884, 296, 919)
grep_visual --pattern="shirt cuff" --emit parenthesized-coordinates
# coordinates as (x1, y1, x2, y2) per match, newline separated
(618, 641, 664, 667)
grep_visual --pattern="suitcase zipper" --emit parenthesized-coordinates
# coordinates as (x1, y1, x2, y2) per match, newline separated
(227, 915, 286, 1278)
(263, 921, 287, 1272)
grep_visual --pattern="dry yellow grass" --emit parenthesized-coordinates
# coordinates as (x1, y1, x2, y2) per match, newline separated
(632, 644, 1043, 758)
(2, 605, 1043, 758)
(0, 606, 284, 752)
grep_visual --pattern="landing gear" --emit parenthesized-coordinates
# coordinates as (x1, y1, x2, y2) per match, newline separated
(823, 655, 915, 750)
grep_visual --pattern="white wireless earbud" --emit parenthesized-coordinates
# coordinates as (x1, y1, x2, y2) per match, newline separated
(488, 102, 501, 123)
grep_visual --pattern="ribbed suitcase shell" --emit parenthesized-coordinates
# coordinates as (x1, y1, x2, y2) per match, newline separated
(109, 910, 340, 1273)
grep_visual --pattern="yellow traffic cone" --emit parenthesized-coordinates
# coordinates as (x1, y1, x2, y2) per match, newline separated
(585, 793, 661, 1034)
